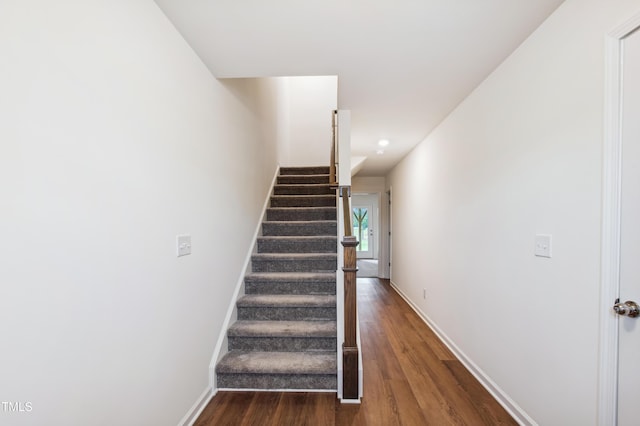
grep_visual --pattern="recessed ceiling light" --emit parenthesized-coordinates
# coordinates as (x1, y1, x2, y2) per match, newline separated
(376, 149, 385, 155)
(378, 139, 390, 147)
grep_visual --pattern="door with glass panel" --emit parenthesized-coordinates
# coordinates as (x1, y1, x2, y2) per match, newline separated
(352, 204, 373, 258)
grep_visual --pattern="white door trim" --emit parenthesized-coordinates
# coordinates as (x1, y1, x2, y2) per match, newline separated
(599, 12, 640, 425)
(386, 188, 392, 280)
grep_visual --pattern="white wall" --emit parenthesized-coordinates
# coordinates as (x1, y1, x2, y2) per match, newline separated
(0, 2, 282, 425)
(386, 0, 640, 424)
(352, 177, 385, 194)
(277, 76, 337, 167)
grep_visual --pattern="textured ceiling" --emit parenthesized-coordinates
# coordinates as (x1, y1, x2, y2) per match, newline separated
(154, 0, 565, 176)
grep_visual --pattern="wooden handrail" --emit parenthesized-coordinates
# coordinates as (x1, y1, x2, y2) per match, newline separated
(340, 186, 352, 237)
(330, 110, 338, 186)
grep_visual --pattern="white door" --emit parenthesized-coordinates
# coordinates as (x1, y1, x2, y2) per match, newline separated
(617, 26, 640, 426)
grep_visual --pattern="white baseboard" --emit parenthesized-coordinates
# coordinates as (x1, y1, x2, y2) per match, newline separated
(178, 387, 216, 426)
(389, 281, 536, 426)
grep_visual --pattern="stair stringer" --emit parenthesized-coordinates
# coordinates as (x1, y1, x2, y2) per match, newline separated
(208, 166, 280, 392)
(215, 166, 338, 391)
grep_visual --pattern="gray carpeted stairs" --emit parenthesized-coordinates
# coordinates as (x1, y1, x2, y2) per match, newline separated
(216, 166, 338, 390)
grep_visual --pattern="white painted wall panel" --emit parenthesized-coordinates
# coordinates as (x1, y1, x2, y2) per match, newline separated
(0, 2, 281, 425)
(386, 0, 640, 424)
(278, 76, 337, 167)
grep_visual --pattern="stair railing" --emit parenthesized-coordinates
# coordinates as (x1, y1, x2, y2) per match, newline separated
(330, 110, 338, 186)
(340, 186, 359, 399)
(333, 109, 361, 401)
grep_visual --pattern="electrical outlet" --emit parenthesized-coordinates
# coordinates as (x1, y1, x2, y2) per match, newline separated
(535, 234, 552, 258)
(177, 234, 191, 257)
(423, 288, 427, 299)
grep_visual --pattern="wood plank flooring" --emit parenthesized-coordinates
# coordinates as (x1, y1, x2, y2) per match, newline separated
(194, 278, 516, 425)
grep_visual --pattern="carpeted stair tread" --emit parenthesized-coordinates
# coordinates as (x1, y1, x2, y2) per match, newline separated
(216, 351, 336, 375)
(228, 320, 337, 337)
(251, 253, 337, 273)
(276, 184, 331, 188)
(257, 236, 337, 254)
(267, 206, 337, 217)
(266, 207, 337, 222)
(252, 253, 337, 259)
(274, 184, 335, 195)
(271, 195, 335, 201)
(238, 294, 336, 307)
(277, 174, 330, 184)
(270, 195, 336, 208)
(244, 272, 336, 295)
(257, 235, 337, 242)
(263, 219, 337, 224)
(280, 167, 330, 176)
(262, 220, 337, 236)
(245, 272, 336, 282)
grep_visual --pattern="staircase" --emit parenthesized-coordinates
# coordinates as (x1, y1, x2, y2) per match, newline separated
(216, 166, 338, 390)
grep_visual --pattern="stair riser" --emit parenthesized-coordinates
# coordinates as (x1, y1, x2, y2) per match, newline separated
(216, 373, 336, 390)
(274, 186, 335, 196)
(266, 208, 336, 222)
(280, 167, 330, 176)
(277, 175, 330, 184)
(271, 196, 336, 208)
(237, 307, 336, 321)
(245, 281, 336, 295)
(257, 239, 337, 253)
(228, 337, 336, 352)
(251, 258, 337, 273)
(263, 222, 336, 236)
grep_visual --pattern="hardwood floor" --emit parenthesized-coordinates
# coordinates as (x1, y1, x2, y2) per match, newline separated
(194, 278, 517, 425)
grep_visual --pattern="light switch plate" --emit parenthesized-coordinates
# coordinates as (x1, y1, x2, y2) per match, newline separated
(177, 234, 191, 257)
(535, 234, 552, 258)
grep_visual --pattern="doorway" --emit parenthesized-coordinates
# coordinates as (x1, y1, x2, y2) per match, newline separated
(352, 204, 373, 259)
(353, 193, 379, 277)
(600, 16, 640, 425)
